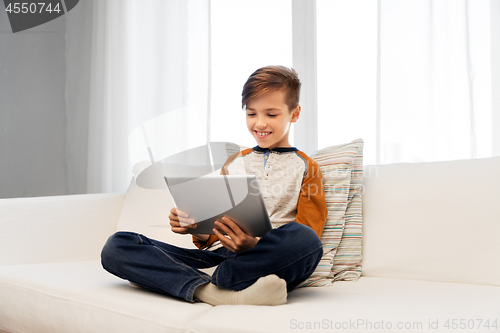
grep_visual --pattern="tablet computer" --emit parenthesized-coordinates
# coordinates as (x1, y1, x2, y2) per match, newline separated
(165, 175, 272, 237)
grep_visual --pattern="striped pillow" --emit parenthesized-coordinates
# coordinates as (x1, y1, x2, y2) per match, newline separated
(299, 138, 364, 287)
(331, 140, 363, 281)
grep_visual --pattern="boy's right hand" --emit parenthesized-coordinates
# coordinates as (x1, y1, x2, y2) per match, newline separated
(169, 208, 209, 241)
(169, 208, 197, 234)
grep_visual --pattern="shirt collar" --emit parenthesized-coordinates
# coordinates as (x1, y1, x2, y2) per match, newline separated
(253, 146, 298, 153)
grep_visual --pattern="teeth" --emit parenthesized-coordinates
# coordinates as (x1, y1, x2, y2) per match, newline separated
(257, 132, 270, 136)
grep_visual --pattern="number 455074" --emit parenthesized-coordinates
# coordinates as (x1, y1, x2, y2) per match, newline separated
(444, 319, 498, 330)
(5, 2, 61, 14)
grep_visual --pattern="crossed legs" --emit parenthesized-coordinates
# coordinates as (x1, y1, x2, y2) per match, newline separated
(101, 222, 323, 305)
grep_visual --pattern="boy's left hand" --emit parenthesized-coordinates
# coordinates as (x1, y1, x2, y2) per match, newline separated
(213, 216, 259, 253)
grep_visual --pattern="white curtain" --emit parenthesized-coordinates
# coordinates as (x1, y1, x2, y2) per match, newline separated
(379, 0, 494, 164)
(66, 0, 210, 194)
(316, 0, 498, 165)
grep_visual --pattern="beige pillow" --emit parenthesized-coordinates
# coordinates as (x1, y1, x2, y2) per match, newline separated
(299, 138, 364, 287)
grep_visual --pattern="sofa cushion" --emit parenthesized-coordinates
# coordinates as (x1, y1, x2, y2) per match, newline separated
(299, 139, 364, 287)
(190, 277, 500, 333)
(0, 261, 212, 333)
(1, 261, 498, 333)
(362, 156, 500, 286)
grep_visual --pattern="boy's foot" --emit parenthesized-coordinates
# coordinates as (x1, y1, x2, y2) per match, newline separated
(194, 274, 287, 306)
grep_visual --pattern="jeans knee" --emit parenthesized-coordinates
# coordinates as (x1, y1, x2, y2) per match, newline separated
(284, 224, 323, 280)
(281, 222, 322, 252)
(101, 233, 117, 269)
(101, 231, 135, 271)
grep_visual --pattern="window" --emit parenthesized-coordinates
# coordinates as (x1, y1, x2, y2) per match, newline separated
(210, 0, 293, 148)
(316, 0, 377, 165)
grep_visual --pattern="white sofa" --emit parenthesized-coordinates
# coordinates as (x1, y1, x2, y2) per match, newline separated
(1, 156, 499, 333)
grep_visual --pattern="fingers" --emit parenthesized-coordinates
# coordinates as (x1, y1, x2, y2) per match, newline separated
(169, 208, 197, 234)
(222, 216, 247, 237)
(170, 221, 197, 234)
(213, 227, 236, 252)
(214, 216, 259, 253)
(214, 220, 232, 237)
(170, 208, 188, 220)
(170, 207, 191, 219)
(169, 208, 196, 226)
(213, 217, 246, 253)
(170, 219, 197, 230)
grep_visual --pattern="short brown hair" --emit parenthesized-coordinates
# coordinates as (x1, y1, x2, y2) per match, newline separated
(241, 66, 301, 112)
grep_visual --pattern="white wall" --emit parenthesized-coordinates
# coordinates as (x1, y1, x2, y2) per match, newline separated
(492, 0, 500, 156)
(0, 8, 67, 198)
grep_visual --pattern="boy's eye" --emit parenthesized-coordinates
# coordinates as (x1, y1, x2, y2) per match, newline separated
(268, 114, 277, 117)
(246, 113, 255, 116)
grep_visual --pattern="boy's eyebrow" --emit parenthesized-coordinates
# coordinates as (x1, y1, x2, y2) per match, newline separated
(245, 107, 282, 112)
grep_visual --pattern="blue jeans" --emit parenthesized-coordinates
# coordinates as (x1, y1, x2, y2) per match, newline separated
(101, 222, 323, 302)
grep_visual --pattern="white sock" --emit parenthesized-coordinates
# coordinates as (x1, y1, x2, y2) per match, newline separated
(194, 274, 287, 306)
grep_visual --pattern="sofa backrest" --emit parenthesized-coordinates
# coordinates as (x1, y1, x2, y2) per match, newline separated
(116, 178, 197, 249)
(0, 193, 124, 266)
(361, 156, 500, 286)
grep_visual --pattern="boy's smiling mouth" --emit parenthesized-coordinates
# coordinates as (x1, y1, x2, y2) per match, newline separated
(255, 131, 272, 139)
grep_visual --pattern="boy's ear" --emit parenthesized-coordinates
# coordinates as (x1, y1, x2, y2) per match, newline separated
(290, 105, 301, 123)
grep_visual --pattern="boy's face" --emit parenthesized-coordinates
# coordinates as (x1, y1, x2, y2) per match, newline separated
(245, 88, 300, 150)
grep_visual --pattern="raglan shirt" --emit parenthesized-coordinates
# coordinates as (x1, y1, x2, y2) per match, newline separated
(192, 146, 328, 250)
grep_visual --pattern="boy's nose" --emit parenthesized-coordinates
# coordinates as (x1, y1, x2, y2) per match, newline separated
(256, 118, 267, 128)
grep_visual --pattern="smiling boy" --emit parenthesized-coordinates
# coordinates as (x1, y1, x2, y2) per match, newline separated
(101, 66, 327, 306)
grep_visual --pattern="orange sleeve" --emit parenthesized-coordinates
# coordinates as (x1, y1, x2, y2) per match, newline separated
(192, 234, 219, 249)
(295, 153, 328, 239)
(191, 148, 253, 249)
